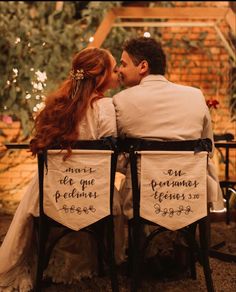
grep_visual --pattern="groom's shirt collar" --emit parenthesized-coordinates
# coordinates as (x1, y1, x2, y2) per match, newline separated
(140, 74, 168, 84)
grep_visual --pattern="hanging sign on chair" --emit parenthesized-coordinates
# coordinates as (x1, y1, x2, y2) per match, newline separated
(140, 151, 208, 230)
(43, 150, 112, 231)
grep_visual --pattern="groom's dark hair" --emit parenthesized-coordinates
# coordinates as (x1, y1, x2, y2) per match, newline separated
(123, 37, 166, 75)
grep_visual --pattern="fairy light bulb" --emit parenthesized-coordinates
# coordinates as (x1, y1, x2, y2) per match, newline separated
(143, 32, 151, 38)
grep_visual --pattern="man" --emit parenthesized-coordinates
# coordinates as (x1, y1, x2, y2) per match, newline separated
(113, 37, 223, 219)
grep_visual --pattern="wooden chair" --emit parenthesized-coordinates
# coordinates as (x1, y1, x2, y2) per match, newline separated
(209, 133, 236, 262)
(35, 137, 119, 292)
(124, 138, 214, 292)
(214, 133, 236, 225)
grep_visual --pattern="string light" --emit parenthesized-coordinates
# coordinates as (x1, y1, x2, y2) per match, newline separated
(143, 32, 151, 38)
(89, 36, 94, 43)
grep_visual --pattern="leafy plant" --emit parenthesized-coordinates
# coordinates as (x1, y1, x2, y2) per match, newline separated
(0, 2, 87, 138)
(1, 1, 235, 139)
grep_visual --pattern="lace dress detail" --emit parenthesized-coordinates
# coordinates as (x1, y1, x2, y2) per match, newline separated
(44, 232, 98, 284)
(0, 245, 37, 292)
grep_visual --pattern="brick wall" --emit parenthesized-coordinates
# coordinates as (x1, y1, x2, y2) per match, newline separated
(161, 1, 236, 178)
(0, 121, 37, 207)
(162, 2, 234, 134)
(0, 1, 235, 208)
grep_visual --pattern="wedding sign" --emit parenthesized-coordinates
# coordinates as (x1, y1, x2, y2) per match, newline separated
(43, 150, 112, 230)
(140, 151, 208, 230)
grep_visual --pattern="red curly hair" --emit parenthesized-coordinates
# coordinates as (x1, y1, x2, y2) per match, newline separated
(30, 47, 113, 156)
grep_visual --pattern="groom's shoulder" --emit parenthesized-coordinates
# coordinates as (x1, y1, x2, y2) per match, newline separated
(113, 85, 140, 101)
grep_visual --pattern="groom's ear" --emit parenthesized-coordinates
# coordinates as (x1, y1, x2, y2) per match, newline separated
(139, 60, 149, 75)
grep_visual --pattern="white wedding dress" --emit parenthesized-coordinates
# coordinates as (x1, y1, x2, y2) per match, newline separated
(0, 98, 126, 291)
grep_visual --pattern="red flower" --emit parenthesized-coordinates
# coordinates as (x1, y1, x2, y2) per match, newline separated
(206, 99, 219, 109)
(1, 115, 13, 124)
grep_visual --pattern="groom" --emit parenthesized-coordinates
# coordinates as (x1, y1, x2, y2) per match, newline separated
(113, 36, 223, 219)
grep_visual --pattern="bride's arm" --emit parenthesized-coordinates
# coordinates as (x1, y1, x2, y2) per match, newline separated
(97, 98, 128, 174)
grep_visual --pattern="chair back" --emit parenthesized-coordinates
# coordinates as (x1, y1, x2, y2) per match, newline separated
(37, 138, 118, 231)
(127, 138, 212, 230)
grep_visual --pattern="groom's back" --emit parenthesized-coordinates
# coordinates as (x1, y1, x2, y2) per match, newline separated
(113, 75, 210, 141)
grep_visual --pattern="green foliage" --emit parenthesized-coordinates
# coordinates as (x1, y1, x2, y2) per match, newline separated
(0, 1, 235, 140)
(0, 2, 87, 138)
(0, 1, 127, 139)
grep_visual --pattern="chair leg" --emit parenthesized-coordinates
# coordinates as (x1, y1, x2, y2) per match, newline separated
(131, 219, 141, 292)
(97, 242, 105, 277)
(225, 188, 231, 225)
(187, 237, 197, 279)
(199, 218, 215, 292)
(188, 224, 198, 279)
(94, 222, 105, 277)
(107, 217, 119, 292)
(35, 218, 49, 292)
(127, 220, 133, 276)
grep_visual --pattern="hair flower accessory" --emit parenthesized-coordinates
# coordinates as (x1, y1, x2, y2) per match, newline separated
(70, 68, 84, 80)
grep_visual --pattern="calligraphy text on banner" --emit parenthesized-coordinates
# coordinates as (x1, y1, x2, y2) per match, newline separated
(43, 150, 111, 230)
(140, 151, 207, 230)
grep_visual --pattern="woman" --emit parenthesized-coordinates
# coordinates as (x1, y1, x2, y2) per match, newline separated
(0, 47, 123, 291)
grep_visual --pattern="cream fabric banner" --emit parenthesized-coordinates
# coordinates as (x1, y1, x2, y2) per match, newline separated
(43, 150, 112, 230)
(140, 151, 208, 231)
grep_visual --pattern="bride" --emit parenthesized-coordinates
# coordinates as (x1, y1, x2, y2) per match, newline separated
(0, 47, 126, 291)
